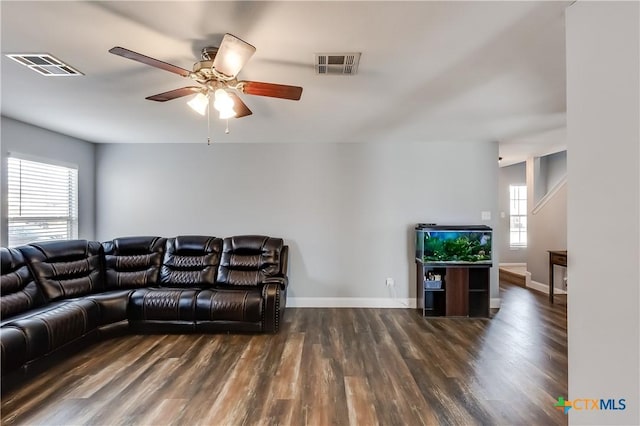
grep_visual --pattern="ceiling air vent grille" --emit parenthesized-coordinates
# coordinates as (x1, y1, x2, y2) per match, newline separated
(6, 53, 83, 76)
(314, 53, 361, 75)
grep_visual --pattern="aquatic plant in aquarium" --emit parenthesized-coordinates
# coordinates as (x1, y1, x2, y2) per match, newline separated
(415, 225, 492, 265)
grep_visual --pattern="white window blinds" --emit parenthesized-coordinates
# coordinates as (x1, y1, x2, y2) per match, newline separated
(7, 156, 78, 247)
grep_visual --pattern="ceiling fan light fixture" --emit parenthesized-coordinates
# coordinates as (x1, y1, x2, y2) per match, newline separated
(218, 109, 237, 120)
(187, 92, 209, 115)
(214, 89, 237, 119)
(108, 32, 302, 130)
(212, 34, 256, 78)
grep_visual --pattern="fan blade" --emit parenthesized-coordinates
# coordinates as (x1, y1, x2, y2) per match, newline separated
(146, 87, 202, 102)
(109, 47, 191, 77)
(240, 81, 303, 100)
(228, 92, 252, 118)
(212, 34, 256, 78)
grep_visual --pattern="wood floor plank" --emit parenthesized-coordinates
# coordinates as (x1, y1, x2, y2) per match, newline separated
(270, 332, 305, 399)
(199, 338, 267, 425)
(1, 282, 567, 426)
(308, 344, 348, 426)
(138, 398, 188, 426)
(169, 336, 252, 426)
(344, 376, 380, 426)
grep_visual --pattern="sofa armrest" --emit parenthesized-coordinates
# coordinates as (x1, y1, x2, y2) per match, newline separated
(262, 283, 282, 333)
(261, 276, 288, 290)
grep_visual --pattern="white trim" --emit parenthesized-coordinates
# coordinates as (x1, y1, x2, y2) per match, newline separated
(528, 280, 567, 295)
(532, 174, 567, 215)
(499, 262, 527, 267)
(288, 297, 503, 311)
(288, 297, 415, 308)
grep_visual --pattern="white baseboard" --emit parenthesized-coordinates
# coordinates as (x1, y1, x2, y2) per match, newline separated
(528, 280, 567, 295)
(288, 297, 503, 310)
(288, 297, 416, 308)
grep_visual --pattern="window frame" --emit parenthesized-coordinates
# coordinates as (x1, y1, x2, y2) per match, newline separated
(509, 184, 527, 248)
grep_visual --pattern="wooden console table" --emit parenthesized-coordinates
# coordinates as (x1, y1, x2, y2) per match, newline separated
(548, 250, 567, 303)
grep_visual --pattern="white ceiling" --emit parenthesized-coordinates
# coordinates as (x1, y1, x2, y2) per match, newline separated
(1, 1, 569, 158)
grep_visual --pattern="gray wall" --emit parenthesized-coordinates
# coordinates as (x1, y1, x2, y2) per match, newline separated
(0, 117, 96, 246)
(567, 2, 639, 424)
(527, 151, 567, 286)
(543, 150, 567, 191)
(533, 151, 567, 206)
(498, 162, 527, 263)
(96, 141, 499, 302)
(526, 171, 567, 286)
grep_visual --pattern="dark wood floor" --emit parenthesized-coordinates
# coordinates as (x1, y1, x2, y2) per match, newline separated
(1, 282, 567, 425)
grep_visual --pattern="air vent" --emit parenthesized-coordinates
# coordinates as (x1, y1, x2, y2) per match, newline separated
(314, 53, 361, 75)
(6, 53, 83, 76)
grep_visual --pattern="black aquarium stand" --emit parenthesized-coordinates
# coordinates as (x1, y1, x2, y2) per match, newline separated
(416, 259, 490, 318)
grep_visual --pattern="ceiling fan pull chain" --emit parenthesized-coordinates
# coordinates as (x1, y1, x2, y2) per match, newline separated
(207, 95, 212, 145)
(225, 119, 230, 134)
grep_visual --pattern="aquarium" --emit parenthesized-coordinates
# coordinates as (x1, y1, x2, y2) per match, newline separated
(415, 224, 492, 265)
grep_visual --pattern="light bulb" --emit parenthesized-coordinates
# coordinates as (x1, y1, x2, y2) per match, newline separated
(214, 89, 237, 119)
(218, 109, 236, 120)
(187, 92, 209, 115)
(214, 89, 233, 110)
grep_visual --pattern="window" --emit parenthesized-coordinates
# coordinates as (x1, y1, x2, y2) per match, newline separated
(509, 185, 527, 247)
(7, 156, 78, 247)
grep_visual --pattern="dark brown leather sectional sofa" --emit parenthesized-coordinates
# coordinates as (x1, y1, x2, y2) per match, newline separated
(0, 235, 288, 379)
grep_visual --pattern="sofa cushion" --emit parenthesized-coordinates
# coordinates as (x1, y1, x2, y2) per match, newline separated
(82, 290, 134, 325)
(103, 236, 166, 289)
(128, 288, 198, 322)
(3, 299, 101, 360)
(160, 236, 222, 288)
(216, 236, 284, 287)
(19, 240, 104, 302)
(1, 247, 46, 319)
(195, 289, 263, 323)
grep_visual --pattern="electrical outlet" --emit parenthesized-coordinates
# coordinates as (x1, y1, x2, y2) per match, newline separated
(386, 277, 395, 287)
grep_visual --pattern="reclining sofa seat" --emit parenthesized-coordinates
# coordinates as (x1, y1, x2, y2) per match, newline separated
(1, 234, 289, 378)
(127, 235, 221, 330)
(101, 236, 167, 325)
(198, 235, 288, 332)
(0, 241, 104, 372)
(0, 247, 45, 370)
(123, 235, 288, 333)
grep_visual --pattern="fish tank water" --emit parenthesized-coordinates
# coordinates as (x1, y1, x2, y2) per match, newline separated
(415, 224, 492, 265)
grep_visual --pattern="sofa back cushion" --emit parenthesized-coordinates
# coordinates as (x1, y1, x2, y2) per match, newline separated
(103, 236, 166, 289)
(160, 236, 222, 288)
(216, 235, 284, 287)
(19, 240, 104, 302)
(1, 247, 46, 319)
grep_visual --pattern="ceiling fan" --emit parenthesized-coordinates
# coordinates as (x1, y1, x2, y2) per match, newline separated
(108, 33, 303, 120)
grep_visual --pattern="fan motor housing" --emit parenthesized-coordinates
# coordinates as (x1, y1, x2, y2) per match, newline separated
(193, 60, 214, 73)
(193, 60, 215, 81)
(201, 46, 218, 60)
